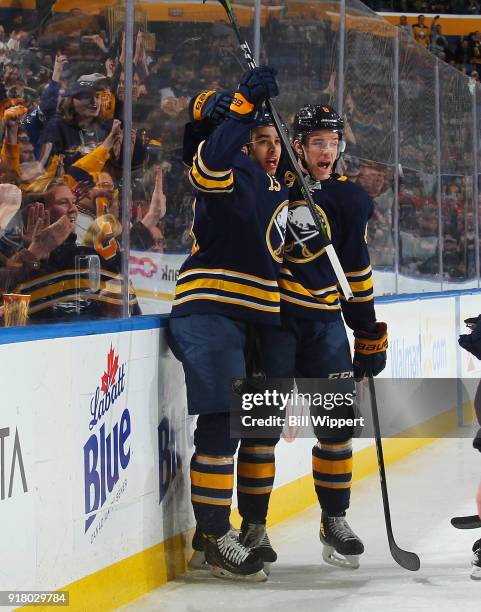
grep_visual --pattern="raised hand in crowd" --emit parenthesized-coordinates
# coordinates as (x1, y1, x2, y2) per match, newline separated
(3, 104, 28, 145)
(134, 31, 149, 76)
(52, 53, 68, 84)
(28, 213, 72, 260)
(105, 57, 115, 78)
(21, 202, 50, 246)
(141, 165, 166, 230)
(102, 119, 122, 154)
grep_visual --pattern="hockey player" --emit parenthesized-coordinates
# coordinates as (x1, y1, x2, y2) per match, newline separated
(458, 315, 481, 580)
(168, 67, 288, 581)
(236, 105, 388, 570)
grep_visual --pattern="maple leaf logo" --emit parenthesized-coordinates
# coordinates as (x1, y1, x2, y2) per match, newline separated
(101, 345, 119, 393)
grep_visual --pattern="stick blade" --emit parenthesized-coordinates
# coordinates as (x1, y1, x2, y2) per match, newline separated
(390, 542, 421, 571)
(451, 515, 481, 530)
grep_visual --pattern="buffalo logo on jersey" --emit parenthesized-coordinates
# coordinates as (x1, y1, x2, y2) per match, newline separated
(284, 201, 331, 263)
(266, 201, 289, 262)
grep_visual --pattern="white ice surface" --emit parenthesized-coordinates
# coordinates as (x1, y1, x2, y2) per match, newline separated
(120, 437, 481, 612)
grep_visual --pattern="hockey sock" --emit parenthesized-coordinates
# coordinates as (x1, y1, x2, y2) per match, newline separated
(312, 439, 352, 514)
(190, 452, 234, 536)
(237, 442, 276, 523)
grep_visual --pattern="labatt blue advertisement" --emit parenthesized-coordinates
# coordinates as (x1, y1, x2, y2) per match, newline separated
(83, 345, 131, 538)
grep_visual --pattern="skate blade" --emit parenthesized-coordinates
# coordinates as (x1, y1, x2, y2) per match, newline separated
(263, 562, 271, 576)
(470, 565, 481, 581)
(189, 550, 209, 571)
(210, 566, 268, 582)
(322, 545, 360, 570)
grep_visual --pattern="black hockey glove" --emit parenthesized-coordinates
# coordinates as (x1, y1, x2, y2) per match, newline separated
(229, 66, 278, 121)
(188, 90, 233, 125)
(458, 315, 481, 361)
(353, 322, 388, 380)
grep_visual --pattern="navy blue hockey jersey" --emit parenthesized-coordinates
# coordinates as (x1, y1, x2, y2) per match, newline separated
(280, 174, 376, 330)
(170, 118, 289, 325)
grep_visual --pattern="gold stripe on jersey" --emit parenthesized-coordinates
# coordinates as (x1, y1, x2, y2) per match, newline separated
(279, 278, 339, 304)
(343, 294, 374, 303)
(280, 293, 341, 311)
(349, 277, 373, 293)
(178, 267, 278, 287)
(345, 265, 372, 278)
(173, 293, 280, 313)
(175, 277, 280, 303)
(190, 162, 234, 192)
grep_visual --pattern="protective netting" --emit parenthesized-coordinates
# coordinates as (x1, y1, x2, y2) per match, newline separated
(397, 33, 439, 289)
(6, 0, 479, 325)
(439, 62, 476, 285)
(262, 0, 341, 125)
(344, 0, 395, 166)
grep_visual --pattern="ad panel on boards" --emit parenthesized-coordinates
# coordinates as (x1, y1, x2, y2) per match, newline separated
(129, 251, 187, 315)
(0, 342, 35, 594)
(0, 326, 196, 599)
(459, 293, 481, 379)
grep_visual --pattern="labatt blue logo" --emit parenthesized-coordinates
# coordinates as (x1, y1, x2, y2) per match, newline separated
(83, 345, 130, 533)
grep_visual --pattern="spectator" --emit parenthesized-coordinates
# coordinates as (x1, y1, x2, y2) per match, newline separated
(470, 31, 481, 67)
(430, 21, 451, 60)
(398, 15, 412, 36)
(455, 38, 472, 71)
(466, 0, 481, 13)
(37, 73, 110, 170)
(9, 178, 140, 320)
(412, 15, 429, 48)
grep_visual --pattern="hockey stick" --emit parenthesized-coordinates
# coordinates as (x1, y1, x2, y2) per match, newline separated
(205, 0, 353, 301)
(368, 375, 421, 571)
(451, 515, 481, 529)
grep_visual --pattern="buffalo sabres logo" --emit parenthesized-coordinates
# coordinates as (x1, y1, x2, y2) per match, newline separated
(266, 201, 289, 263)
(284, 201, 331, 263)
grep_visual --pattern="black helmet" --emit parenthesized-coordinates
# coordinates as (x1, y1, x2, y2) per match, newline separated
(293, 104, 344, 141)
(251, 106, 288, 136)
(252, 107, 275, 127)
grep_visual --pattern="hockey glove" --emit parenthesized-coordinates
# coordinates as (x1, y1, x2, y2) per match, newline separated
(188, 90, 233, 125)
(229, 66, 279, 121)
(458, 315, 481, 361)
(353, 322, 388, 380)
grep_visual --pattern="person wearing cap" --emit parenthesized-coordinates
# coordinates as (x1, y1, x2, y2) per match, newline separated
(37, 72, 111, 170)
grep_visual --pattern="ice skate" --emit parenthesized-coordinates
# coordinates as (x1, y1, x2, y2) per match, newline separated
(189, 526, 241, 570)
(471, 539, 481, 581)
(319, 511, 364, 569)
(240, 521, 277, 574)
(204, 530, 267, 582)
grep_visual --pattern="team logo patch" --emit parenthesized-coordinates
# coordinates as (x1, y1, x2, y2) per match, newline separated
(266, 201, 288, 263)
(284, 201, 331, 263)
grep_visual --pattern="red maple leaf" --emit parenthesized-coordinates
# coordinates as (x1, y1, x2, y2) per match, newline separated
(101, 345, 119, 393)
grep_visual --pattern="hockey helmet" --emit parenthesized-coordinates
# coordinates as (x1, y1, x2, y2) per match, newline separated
(293, 104, 345, 151)
(252, 107, 275, 127)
